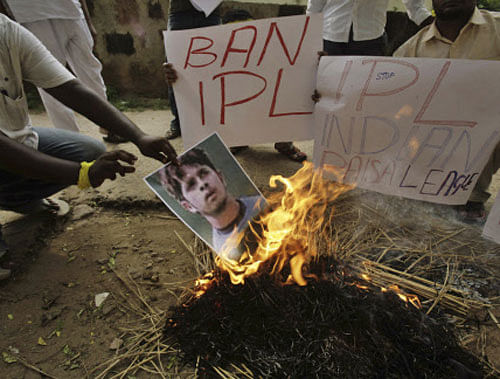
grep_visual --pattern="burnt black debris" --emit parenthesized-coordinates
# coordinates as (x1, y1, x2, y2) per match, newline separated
(164, 258, 484, 378)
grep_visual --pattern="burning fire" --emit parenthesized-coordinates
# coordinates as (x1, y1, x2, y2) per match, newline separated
(193, 162, 421, 309)
(358, 274, 422, 309)
(216, 162, 350, 286)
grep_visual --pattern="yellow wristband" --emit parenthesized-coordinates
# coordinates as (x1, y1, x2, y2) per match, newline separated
(78, 161, 95, 190)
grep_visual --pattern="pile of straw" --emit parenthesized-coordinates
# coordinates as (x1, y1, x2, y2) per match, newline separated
(96, 189, 500, 377)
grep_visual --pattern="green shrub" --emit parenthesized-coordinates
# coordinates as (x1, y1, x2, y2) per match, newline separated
(478, 0, 500, 10)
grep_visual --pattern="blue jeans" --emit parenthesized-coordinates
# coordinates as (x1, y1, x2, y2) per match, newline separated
(167, 9, 221, 131)
(0, 127, 105, 213)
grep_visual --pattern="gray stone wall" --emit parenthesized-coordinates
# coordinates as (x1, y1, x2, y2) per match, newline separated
(88, 1, 423, 97)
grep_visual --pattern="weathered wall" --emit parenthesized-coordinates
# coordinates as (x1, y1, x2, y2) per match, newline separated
(89, 1, 424, 97)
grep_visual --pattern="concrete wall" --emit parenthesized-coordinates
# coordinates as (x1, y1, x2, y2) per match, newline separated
(89, 0, 426, 97)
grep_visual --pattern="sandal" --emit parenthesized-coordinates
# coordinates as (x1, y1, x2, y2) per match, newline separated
(165, 128, 181, 140)
(274, 142, 307, 162)
(103, 133, 129, 144)
(11, 198, 70, 216)
(455, 201, 486, 224)
(30, 198, 70, 217)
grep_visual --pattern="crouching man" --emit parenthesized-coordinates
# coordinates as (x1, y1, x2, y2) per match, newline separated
(0, 11, 177, 278)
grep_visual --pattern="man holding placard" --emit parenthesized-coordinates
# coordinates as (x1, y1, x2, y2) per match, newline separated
(165, 0, 222, 140)
(394, 0, 500, 222)
(307, 0, 433, 56)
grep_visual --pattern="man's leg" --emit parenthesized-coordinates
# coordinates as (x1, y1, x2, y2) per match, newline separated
(457, 143, 500, 222)
(0, 127, 105, 212)
(60, 18, 128, 142)
(22, 20, 80, 132)
(323, 39, 347, 56)
(346, 34, 388, 56)
(166, 10, 221, 139)
(0, 127, 105, 277)
(166, 86, 181, 139)
(63, 19, 107, 100)
(469, 144, 500, 204)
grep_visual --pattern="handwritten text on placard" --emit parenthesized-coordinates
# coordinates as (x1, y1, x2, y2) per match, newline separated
(165, 14, 322, 148)
(313, 57, 500, 205)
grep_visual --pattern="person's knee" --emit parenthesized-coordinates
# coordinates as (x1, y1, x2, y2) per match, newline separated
(80, 138, 106, 161)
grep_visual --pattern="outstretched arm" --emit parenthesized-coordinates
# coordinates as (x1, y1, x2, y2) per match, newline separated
(45, 79, 177, 164)
(0, 133, 136, 187)
(0, 132, 80, 184)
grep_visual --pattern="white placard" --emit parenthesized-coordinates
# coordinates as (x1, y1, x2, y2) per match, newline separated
(483, 190, 500, 243)
(164, 14, 322, 149)
(189, 0, 222, 17)
(313, 56, 500, 205)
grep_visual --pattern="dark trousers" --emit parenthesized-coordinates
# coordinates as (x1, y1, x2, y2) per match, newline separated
(167, 10, 221, 132)
(323, 27, 387, 56)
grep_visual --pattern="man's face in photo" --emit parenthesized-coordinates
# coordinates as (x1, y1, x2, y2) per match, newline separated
(179, 164, 228, 216)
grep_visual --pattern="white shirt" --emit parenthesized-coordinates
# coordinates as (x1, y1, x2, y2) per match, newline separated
(0, 14, 75, 148)
(307, 0, 431, 42)
(5, 0, 83, 24)
(394, 8, 500, 60)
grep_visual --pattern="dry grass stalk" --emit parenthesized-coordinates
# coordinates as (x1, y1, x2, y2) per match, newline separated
(14, 357, 60, 379)
(91, 270, 182, 378)
(97, 190, 499, 378)
(350, 259, 491, 316)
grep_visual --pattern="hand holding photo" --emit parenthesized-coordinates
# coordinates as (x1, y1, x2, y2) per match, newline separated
(144, 133, 266, 261)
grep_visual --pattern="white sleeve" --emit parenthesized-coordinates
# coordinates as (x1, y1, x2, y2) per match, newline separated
(14, 20, 75, 88)
(402, 0, 432, 25)
(306, 0, 327, 14)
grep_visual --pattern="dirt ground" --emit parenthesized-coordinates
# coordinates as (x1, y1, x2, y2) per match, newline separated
(0, 110, 499, 378)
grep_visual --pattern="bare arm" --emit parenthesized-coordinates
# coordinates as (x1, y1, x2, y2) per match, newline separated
(0, 132, 79, 184)
(0, 132, 139, 187)
(45, 79, 177, 163)
(46, 79, 146, 143)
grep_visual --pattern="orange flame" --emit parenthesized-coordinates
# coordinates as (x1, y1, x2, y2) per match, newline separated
(192, 163, 421, 310)
(216, 162, 351, 286)
(194, 271, 216, 298)
(381, 284, 422, 309)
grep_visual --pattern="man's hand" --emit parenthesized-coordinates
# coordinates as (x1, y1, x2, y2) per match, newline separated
(317, 50, 328, 61)
(46, 80, 178, 162)
(135, 135, 178, 164)
(312, 89, 321, 103)
(88, 150, 137, 187)
(163, 62, 178, 86)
